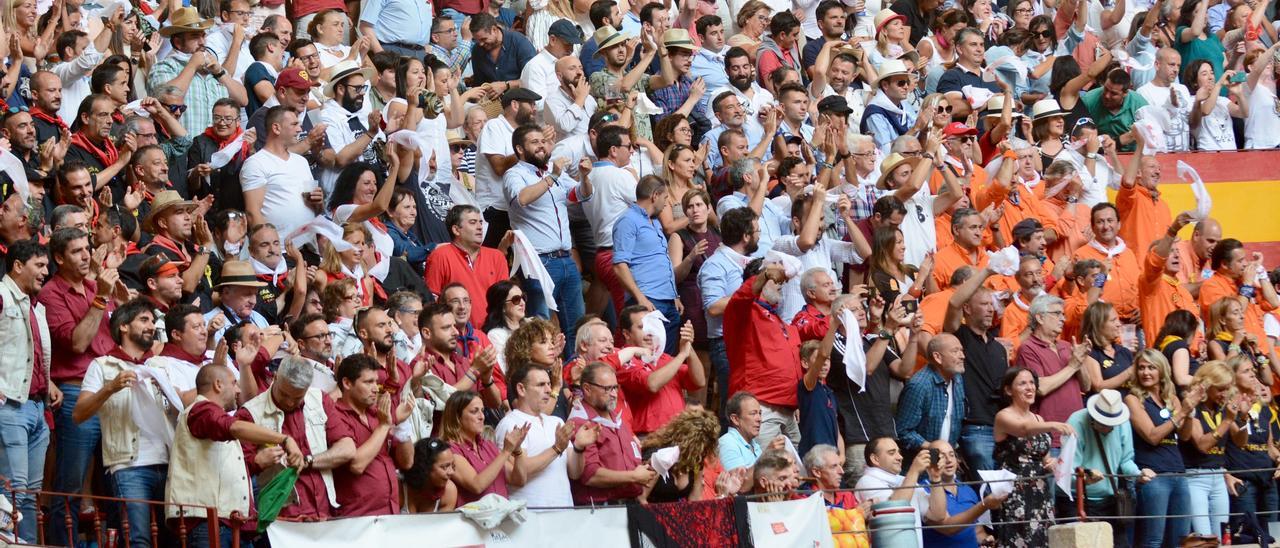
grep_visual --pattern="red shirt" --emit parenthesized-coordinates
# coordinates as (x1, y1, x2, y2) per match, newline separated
(569, 404, 643, 504)
(325, 399, 400, 517)
(235, 392, 337, 521)
(791, 304, 830, 342)
(424, 243, 510, 327)
(1014, 335, 1083, 447)
(605, 352, 694, 435)
(449, 437, 508, 505)
(289, 0, 344, 18)
(187, 400, 256, 527)
(37, 275, 116, 382)
(723, 276, 803, 409)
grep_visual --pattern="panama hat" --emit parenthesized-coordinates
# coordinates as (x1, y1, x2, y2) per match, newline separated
(1030, 98, 1067, 121)
(981, 94, 1024, 118)
(874, 9, 907, 36)
(216, 260, 268, 288)
(592, 25, 628, 56)
(662, 28, 696, 51)
(142, 190, 197, 234)
(1086, 389, 1131, 427)
(876, 153, 920, 190)
(159, 7, 214, 37)
(324, 60, 376, 99)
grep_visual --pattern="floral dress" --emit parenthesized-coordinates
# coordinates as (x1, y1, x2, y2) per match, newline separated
(993, 432, 1054, 548)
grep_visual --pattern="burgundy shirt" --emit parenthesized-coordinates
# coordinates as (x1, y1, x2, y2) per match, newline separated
(325, 399, 400, 517)
(187, 400, 257, 526)
(1014, 335, 1084, 447)
(235, 392, 337, 521)
(37, 275, 116, 382)
(449, 437, 508, 505)
(605, 352, 694, 435)
(569, 405, 643, 504)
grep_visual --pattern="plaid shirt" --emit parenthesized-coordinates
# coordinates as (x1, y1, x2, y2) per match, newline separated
(148, 58, 228, 135)
(650, 75, 692, 124)
(895, 365, 964, 451)
(431, 41, 473, 79)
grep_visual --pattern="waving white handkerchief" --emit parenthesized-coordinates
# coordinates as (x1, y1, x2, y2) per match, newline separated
(649, 446, 680, 481)
(640, 310, 669, 364)
(764, 250, 804, 279)
(840, 308, 867, 393)
(285, 217, 353, 251)
(0, 148, 30, 203)
(1177, 160, 1212, 219)
(978, 469, 1018, 498)
(962, 85, 996, 110)
(987, 246, 1020, 276)
(509, 230, 559, 312)
(209, 132, 246, 169)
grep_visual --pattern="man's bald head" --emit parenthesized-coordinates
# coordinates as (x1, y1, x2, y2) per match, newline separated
(555, 56, 585, 87)
(32, 71, 59, 90)
(1192, 218, 1222, 259)
(195, 363, 235, 394)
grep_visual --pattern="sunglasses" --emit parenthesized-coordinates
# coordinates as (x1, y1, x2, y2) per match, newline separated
(891, 78, 912, 88)
(507, 294, 525, 304)
(164, 103, 188, 116)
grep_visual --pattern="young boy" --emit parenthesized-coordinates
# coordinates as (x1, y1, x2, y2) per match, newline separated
(797, 339, 843, 460)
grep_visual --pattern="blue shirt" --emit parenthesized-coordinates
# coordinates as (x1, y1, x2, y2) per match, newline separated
(360, 0, 432, 45)
(895, 366, 964, 451)
(718, 427, 762, 470)
(920, 480, 983, 548)
(798, 379, 838, 458)
(470, 29, 537, 85)
(504, 161, 584, 253)
(716, 192, 788, 258)
(698, 245, 746, 338)
(204, 306, 269, 345)
(689, 49, 729, 119)
(701, 122, 767, 171)
(612, 204, 677, 300)
(1066, 409, 1141, 500)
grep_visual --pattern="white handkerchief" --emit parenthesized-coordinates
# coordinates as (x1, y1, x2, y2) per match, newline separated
(783, 436, 808, 477)
(285, 217, 354, 251)
(1177, 160, 1212, 220)
(208, 132, 246, 169)
(123, 100, 150, 118)
(509, 230, 559, 312)
(1056, 434, 1078, 500)
(978, 469, 1018, 498)
(840, 308, 867, 393)
(987, 246, 1020, 276)
(0, 148, 30, 203)
(640, 309, 669, 364)
(649, 446, 680, 481)
(962, 85, 996, 110)
(1134, 106, 1168, 154)
(764, 250, 804, 279)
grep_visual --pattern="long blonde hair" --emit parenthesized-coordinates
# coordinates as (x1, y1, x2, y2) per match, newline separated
(320, 222, 370, 275)
(1127, 349, 1177, 406)
(1191, 360, 1237, 406)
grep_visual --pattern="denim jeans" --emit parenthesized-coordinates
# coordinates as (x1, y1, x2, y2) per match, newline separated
(958, 424, 994, 475)
(187, 520, 247, 548)
(708, 337, 729, 428)
(0, 399, 48, 543)
(1136, 474, 1191, 548)
(1187, 468, 1230, 537)
(110, 464, 168, 548)
(47, 382, 102, 547)
(624, 296, 681, 356)
(1229, 472, 1278, 544)
(523, 254, 584, 355)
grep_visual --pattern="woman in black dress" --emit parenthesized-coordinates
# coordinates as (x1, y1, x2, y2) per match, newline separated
(669, 189, 720, 405)
(638, 408, 721, 503)
(993, 367, 1074, 548)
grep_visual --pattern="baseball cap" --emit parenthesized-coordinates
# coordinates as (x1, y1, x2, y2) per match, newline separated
(1011, 218, 1044, 242)
(942, 122, 978, 137)
(276, 67, 320, 92)
(549, 19, 584, 44)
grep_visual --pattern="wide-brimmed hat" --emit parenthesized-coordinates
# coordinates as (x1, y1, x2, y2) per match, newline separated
(981, 94, 1024, 118)
(159, 7, 214, 37)
(876, 153, 920, 189)
(447, 128, 473, 148)
(324, 60, 376, 99)
(662, 28, 696, 51)
(1031, 98, 1067, 121)
(142, 190, 196, 234)
(217, 260, 268, 288)
(875, 59, 911, 85)
(592, 25, 628, 56)
(874, 9, 907, 36)
(1087, 389, 1131, 427)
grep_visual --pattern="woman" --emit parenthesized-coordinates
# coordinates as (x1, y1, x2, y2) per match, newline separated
(1048, 51, 1112, 131)
(918, 10, 965, 92)
(504, 318, 567, 416)
(993, 367, 1071, 548)
(963, 0, 1009, 43)
(1155, 309, 1201, 388)
(656, 144, 703, 233)
(309, 8, 363, 75)
(866, 226, 932, 305)
(322, 278, 364, 360)
(483, 280, 527, 375)
(438, 391, 529, 505)
(460, 106, 488, 175)
(1028, 15, 1058, 58)
(404, 437, 460, 512)
(1031, 98, 1068, 166)
(1187, 61, 1247, 151)
(1124, 350, 1196, 548)
(1176, 0, 1225, 79)
(653, 113, 694, 153)
(638, 408, 720, 503)
(669, 189, 718, 397)
(1179, 360, 1247, 538)
(6, 0, 55, 61)
(1205, 297, 1268, 381)
(1081, 301, 1135, 392)
(729, 1, 771, 57)
(920, 93, 952, 131)
(385, 187, 431, 274)
(1225, 356, 1277, 544)
(1008, 0, 1035, 30)
(329, 160, 397, 275)
(315, 222, 385, 306)
(869, 8, 915, 70)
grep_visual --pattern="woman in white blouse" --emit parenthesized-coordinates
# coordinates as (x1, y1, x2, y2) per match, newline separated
(309, 8, 367, 79)
(1188, 60, 1248, 151)
(482, 280, 528, 374)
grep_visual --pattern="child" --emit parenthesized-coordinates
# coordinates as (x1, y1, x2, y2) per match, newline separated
(798, 339, 844, 461)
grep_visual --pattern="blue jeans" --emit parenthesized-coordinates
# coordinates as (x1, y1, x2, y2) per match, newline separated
(624, 296, 681, 356)
(958, 424, 994, 475)
(708, 337, 729, 423)
(1136, 474, 1191, 548)
(1187, 468, 1230, 537)
(1229, 472, 1278, 544)
(187, 520, 247, 548)
(47, 382, 102, 547)
(523, 254, 584, 356)
(0, 399, 48, 543)
(110, 464, 168, 548)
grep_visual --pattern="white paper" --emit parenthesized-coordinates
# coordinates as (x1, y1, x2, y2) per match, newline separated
(509, 230, 559, 312)
(782, 436, 808, 477)
(840, 308, 867, 393)
(0, 148, 30, 203)
(978, 469, 1018, 498)
(640, 310, 668, 364)
(208, 132, 246, 169)
(987, 246, 1020, 276)
(1055, 433, 1078, 501)
(649, 446, 680, 481)
(1177, 160, 1213, 220)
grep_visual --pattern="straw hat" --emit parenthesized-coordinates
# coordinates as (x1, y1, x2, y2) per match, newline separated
(876, 153, 920, 189)
(324, 60, 376, 99)
(1086, 389, 1131, 427)
(447, 128, 473, 147)
(875, 59, 910, 85)
(1030, 98, 1067, 121)
(874, 9, 907, 36)
(159, 7, 214, 37)
(142, 190, 196, 234)
(216, 261, 268, 288)
(662, 28, 696, 51)
(592, 25, 628, 56)
(981, 94, 1024, 118)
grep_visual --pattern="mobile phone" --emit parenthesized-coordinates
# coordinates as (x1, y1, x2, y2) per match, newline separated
(1230, 72, 1248, 84)
(928, 447, 940, 464)
(903, 299, 918, 314)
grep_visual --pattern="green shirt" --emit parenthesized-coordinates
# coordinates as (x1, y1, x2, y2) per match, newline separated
(1081, 87, 1149, 152)
(1067, 409, 1142, 500)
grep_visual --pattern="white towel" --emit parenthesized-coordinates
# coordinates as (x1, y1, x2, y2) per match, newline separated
(122, 99, 150, 118)
(1134, 106, 1169, 154)
(1055, 434, 1078, 500)
(209, 132, 247, 169)
(764, 250, 804, 279)
(1177, 160, 1213, 220)
(987, 246, 1020, 276)
(285, 216, 354, 252)
(840, 308, 867, 392)
(509, 230, 558, 312)
(458, 493, 528, 530)
(640, 309, 668, 364)
(962, 85, 996, 110)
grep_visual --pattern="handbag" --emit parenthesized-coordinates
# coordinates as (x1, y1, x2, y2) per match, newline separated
(1092, 427, 1136, 520)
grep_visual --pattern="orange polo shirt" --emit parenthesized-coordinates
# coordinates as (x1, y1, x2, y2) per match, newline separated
(1138, 247, 1199, 347)
(1042, 199, 1092, 261)
(1116, 184, 1172, 261)
(933, 243, 989, 290)
(1173, 239, 1212, 286)
(936, 212, 997, 252)
(930, 160, 989, 194)
(1073, 243, 1142, 320)
(1199, 272, 1277, 354)
(974, 180, 1060, 251)
(1001, 293, 1032, 345)
(1062, 283, 1091, 343)
(920, 288, 955, 336)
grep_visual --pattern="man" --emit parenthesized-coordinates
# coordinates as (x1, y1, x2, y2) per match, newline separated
(568, 361, 655, 504)
(1072, 203, 1141, 324)
(0, 240, 53, 544)
(476, 88, 542, 247)
(690, 15, 729, 122)
(166, 363, 304, 545)
(896, 334, 966, 452)
(936, 28, 998, 116)
(50, 30, 103, 126)
(854, 436, 932, 505)
(607, 306, 704, 434)
(775, 84, 816, 152)
(933, 208, 990, 291)
(709, 47, 773, 134)
(702, 87, 770, 171)
(354, 305, 414, 390)
(148, 304, 213, 403)
(1116, 140, 1172, 263)
(30, 71, 68, 145)
(505, 123, 591, 351)
(802, 1, 848, 75)
(613, 176, 681, 350)
(494, 363, 586, 507)
(125, 102, 193, 197)
(325, 354, 411, 516)
(861, 60, 918, 152)
(582, 126, 637, 317)
(1136, 48, 1191, 152)
(246, 223, 308, 326)
(1002, 254, 1046, 346)
(756, 12, 803, 87)
(651, 28, 708, 132)
(806, 444, 855, 507)
(439, 284, 499, 385)
(205, 0, 254, 79)
(71, 299, 167, 548)
(920, 440, 1006, 546)
(429, 17, 473, 78)
(387, 291, 424, 364)
(698, 208, 757, 411)
(469, 13, 537, 88)
(792, 268, 839, 342)
(1174, 217, 1221, 294)
(148, 7, 249, 135)
(4, 107, 64, 185)
(138, 190, 213, 303)
(241, 107, 319, 240)
(319, 61, 383, 194)
(1081, 68, 1148, 152)
(136, 256, 184, 344)
(751, 450, 800, 498)
(1200, 238, 1280, 356)
(578, 0, 621, 76)
(588, 24, 676, 142)
(770, 185, 868, 322)
(37, 228, 124, 546)
(545, 56, 598, 138)
(290, 314, 340, 393)
(1062, 389, 1150, 548)
(424, 205, 510, 326)
(65, 94, 135, 197)
(417, 302, 502, 407)
(1014, 294, 1091, 450)
(523, 20, 585, 113)
(724, 261, 802, 447)
(204, 260, 270, 344)
(247, 66, 323, 150)
(359, 0, 433, 60)
(716, 158, 786, 257)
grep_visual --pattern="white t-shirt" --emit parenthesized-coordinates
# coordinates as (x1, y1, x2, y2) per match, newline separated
(771, 234, 865, 322)
(494, 408, 572, 508)
(1245, 81, 1280, 150)
(476, 116, 518, 211)
(1136, 82, 1193, 152)
(83, 357, 171, 472)
(1195, 96, 1236, 151)
(583, 164, 638, 247)
(240, 149, 319, 244)
(319, 100, 381, 195)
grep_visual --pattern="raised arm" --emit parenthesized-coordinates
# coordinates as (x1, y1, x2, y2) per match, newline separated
(943, 267, 996, 333)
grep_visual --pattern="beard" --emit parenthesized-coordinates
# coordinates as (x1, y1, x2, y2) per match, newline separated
(729, 72, 753, 92)
(515, 109, 536, 126)
(744, 238, 760, 256)
(341, 94, 364, 113)
(524, 149, 549, 171)
(374, 337, 394, 354)
(127, 328, 155, 350)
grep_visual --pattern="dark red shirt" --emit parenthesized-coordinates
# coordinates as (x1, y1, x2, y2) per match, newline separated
(569, 404, 643, 504)
(325, 399, 399, 517)
(791, 304, 830, 342)
(188, 399, 238, 441)
(235, 392, 337, 521)
(1014, 335, 1084, 447)
(37, 275, 116, 382)
(723, 276, 803, 409)
(605, 352, 693, 435)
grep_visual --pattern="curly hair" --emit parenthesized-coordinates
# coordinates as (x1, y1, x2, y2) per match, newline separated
(640, 408, 721, 476)
(504, 317, 559, 370)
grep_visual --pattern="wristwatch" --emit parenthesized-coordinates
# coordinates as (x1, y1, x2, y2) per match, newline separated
(304, 454, 315, 469)
(1085, 152, 1099, 160)
(194, 245, 210, 255)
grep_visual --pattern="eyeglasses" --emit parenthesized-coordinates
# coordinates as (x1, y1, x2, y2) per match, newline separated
(343, 82, 371, 95)
(507, 294, 525, 304)
(212, 115, 239, 124)
(296, 52, 320, 63)
(344, 293, 361, 303)
(399, 307, 423, 316)
(432, 26, 456, 35)
(583, 381, 619, 392)
(1015, 7, 1034, 13)
(226, 9, 251, 17)
(300, 331, 332, 341)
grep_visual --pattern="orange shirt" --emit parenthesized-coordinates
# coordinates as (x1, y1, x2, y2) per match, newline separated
(1199, 272, 1277, 354)
(930, 160, 988, 194)
(1138, 247, 1199, 347)
(920, 288, 955, 336)
(1063, 285, 1090, 342)
(1116, 184, 1172, 262)
(991, 257, 1055, 297)
(933, 243, 989, 290)
(1173, 239, 1212, 286)
(1072, 242, 1142, 320)
(1001, 294, 1032, 344)
(974, 180, 1060, 250)
(936, 212, 997, 252)
(1042, 199, 1091, 261)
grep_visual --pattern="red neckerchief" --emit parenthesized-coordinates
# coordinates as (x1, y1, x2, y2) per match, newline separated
(147, 234, 192, 266)
(160, 343, 205, 364)
(144, 294, 171, 314)
(123, 240, 144, 256)
(30, 107, 67, 133)
(69, 130, 119, 167)
(201, 126, 250, 162)
(368, 217, 387, 234)
(105, 346, 153, 365)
